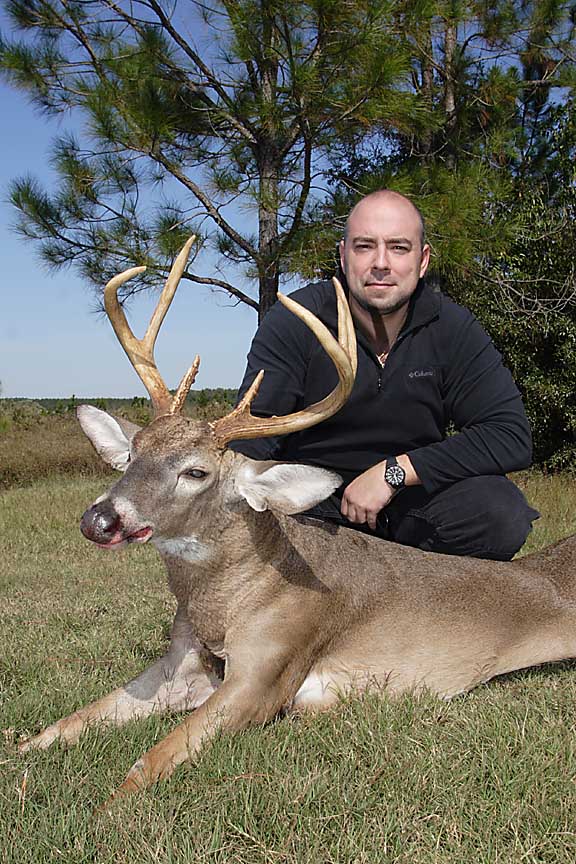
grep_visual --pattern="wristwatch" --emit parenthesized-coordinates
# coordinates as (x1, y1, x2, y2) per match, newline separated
(384, 456, 406, 492)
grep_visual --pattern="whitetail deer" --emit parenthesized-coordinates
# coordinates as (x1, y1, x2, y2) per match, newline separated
(19, 237, 576, 805)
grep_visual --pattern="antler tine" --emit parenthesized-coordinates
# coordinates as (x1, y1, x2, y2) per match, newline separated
(103, 237, 197, 416)
(143, 236, 197, 355)
(333, 276, 358, 377)
(169, 355, 201, 415)
(210, 277, 357, 448)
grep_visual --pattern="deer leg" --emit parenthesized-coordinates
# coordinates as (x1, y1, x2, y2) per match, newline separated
(105, 644, 306, 803)
(20, 609, 219, 752)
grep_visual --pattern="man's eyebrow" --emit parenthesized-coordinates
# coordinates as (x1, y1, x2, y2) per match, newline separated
(386, 237, 413, 246)
(350, 235, 413, 245)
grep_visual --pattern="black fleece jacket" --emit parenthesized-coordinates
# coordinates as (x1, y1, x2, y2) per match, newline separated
(230, 279, 533, 494)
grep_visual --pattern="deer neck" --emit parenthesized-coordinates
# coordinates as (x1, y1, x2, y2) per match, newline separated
(155, 505, 286, 645)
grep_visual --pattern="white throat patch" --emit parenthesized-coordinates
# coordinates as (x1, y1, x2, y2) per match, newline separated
(152, 535, 213, 563)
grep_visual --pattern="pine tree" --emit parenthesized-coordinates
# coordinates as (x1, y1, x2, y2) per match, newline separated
(0, 0, 422, 318)
(321, 0, 576, 287)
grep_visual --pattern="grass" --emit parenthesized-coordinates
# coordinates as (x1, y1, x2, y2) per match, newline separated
(0, 415, 114, 490)
(2, 469, 576, 862)
(512, 470, 576, 553)
(0, 401, 233, 491)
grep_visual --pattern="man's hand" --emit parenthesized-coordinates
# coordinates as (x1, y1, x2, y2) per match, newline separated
(340, 462, 395, 530)
(341, 455, 420, 531)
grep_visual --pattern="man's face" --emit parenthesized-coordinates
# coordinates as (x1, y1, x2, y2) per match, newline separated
(339, 196, 430, 317)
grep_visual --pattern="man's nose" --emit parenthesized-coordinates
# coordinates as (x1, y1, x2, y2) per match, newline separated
(372, 244, 390, 271)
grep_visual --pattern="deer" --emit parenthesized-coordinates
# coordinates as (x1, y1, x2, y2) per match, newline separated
(18, 236, 576, 805)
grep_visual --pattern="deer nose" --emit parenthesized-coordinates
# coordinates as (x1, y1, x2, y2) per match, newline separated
(80, 502, 122, 544)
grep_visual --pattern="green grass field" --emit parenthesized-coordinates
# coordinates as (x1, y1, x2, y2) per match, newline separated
(2, 430, 576, 861)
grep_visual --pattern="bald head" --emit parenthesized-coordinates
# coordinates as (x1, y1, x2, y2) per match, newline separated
(344, 190, 426, 249)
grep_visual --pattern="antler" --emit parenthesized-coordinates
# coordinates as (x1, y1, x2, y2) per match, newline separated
(104, 237, 199, 416)
(210, 277, 357, 448)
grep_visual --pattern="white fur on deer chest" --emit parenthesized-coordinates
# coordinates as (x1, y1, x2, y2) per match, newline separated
(153, 535, 214, 563)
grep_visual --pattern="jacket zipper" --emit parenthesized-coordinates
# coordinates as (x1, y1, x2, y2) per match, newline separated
(375, 333, 406, 394)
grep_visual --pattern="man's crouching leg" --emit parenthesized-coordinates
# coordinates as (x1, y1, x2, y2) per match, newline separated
(388, 476, 540, 561)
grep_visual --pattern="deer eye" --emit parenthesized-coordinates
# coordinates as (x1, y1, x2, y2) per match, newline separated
(181, 468, 208, 479)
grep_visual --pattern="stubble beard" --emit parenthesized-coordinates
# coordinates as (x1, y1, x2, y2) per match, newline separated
(353, 285, 413, 318)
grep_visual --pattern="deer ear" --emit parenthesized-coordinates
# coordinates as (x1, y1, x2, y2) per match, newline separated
(77, 405, 140, 472)
(235, 460, 342, 514)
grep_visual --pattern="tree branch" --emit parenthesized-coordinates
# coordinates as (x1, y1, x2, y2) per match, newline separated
(281, 127, 312, 248)
(145, 0, 257, 140)
(99, 0, 257, 145)
(151, 147, 259, 262)
(182, 271, 258, 310)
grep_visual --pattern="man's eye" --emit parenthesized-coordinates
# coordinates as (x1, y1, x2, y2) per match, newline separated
(182, 469, 208, 479)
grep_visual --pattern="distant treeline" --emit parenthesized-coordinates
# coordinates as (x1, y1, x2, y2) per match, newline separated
(2, 389, 237, 412)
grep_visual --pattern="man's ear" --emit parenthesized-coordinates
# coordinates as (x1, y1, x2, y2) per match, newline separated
(77, 405, 140, 472)
(234, 460, 342, 514)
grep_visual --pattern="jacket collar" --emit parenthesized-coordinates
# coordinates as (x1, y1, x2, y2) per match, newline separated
(401, 279, 441, 336)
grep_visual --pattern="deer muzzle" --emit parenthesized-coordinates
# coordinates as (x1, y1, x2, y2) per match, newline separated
(80, 501, 153, 549)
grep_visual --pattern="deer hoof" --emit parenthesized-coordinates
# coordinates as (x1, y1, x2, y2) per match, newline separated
(19, 726, 60, 753)
(93, 758, 150, 814)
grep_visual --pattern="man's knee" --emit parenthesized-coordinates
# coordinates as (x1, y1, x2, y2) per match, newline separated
(466, 477, 538, 559)
(392, 476, 540, 561)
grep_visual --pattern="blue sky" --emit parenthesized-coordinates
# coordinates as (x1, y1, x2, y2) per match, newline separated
(0, 78, 259, 399)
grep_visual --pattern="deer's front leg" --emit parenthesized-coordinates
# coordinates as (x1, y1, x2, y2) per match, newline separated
(108, 638, 308, 801)
(20, 610, 219, 752)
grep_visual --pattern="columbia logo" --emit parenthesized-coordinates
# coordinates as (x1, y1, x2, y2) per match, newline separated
(409, 369, 434, 379)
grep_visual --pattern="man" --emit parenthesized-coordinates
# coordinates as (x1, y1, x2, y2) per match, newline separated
(231, 190, 538, 560)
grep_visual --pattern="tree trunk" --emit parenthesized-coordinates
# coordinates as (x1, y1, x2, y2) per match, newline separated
(444, 18, 457, 170)
(420, 23, 434, 162)
(257, 156, 280, 321)
(256, 4, 281, 321)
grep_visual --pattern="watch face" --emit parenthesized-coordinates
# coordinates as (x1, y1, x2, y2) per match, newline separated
(385, 464, 405, 488)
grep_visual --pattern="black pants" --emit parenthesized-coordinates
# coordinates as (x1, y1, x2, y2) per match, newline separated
(302, 476, 540, 561)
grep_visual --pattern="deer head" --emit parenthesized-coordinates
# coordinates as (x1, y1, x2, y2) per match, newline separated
(78, 237, 357, 552)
